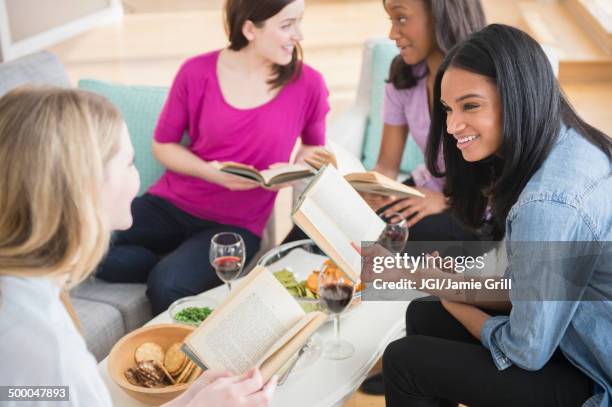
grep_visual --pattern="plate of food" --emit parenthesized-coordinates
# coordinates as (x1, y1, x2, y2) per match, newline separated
(257, 239, 362, 319)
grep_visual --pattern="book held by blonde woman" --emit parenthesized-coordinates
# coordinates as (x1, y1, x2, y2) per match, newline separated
(181, 266, 326, 382)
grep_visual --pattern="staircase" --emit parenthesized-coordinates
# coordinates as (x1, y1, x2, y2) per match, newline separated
(518, 0, 612, 82)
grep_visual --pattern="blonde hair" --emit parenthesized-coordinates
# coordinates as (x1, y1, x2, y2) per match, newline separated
(0, 86, 123, 289)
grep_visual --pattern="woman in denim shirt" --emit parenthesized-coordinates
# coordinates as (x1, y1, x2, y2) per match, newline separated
(382, 25, 611, 406)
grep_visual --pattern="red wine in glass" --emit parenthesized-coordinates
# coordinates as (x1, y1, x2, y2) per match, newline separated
(318, 265, 356, 360)
(320, 283, 354, 314)
(213, 256, 242, 282)
(380, 227, 409, 253)
(378, 212, 409, 253)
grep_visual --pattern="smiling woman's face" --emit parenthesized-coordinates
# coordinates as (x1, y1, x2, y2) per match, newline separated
(440, 67, 504, 162)
(248, 0, 304, 66)
(384, 0, 437, 65)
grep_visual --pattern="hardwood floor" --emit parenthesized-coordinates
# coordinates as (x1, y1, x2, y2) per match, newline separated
(49, 0, 612, 134)
(47, 2, 611, 406)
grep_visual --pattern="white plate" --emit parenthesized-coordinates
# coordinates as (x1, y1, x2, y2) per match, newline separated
(266, 248, 361, 321)
(266, 247, 329, 277)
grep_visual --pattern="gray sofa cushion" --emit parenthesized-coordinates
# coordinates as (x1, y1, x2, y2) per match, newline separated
(0, 51, 71, 96)
(71, 278, 152, 332)
(71, 297, 125, 362)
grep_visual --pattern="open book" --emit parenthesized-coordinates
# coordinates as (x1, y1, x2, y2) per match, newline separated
(292, 165, 387, 282)
(212, 161, 315, 187)
(345, 171, 424, 199)
(181, 266, 327, 383)
(305, 146, 424, 199)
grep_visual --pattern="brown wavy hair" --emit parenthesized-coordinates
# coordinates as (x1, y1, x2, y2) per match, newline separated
(224, 0, 303, 90)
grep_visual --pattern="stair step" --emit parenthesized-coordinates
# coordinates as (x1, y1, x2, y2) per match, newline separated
(559, 59, 612, 82)
(519, 1, 612, 81)
(519, 1, 606, 59)
(564, 0, 612, 56)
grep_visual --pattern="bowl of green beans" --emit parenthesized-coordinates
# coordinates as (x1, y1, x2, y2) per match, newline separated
(168, 296, 217, 326)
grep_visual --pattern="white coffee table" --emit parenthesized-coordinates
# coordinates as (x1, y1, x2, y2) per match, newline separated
(98, 283, 410, 407)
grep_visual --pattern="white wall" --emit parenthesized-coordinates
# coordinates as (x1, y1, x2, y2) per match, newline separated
(7, 0, 111, 41)
(0, 0, 122, 62)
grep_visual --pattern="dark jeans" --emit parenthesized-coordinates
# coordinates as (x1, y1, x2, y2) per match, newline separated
(96, 194, 260, 315)
(383, 297, 593, 407)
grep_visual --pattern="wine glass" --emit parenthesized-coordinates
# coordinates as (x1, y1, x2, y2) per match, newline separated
(318, 261, 355, 360)
(378, 211, 409, 253)
(209, 232, 245, 292)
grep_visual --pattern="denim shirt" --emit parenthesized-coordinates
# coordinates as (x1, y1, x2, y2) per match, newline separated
(480, 125, 612, 407)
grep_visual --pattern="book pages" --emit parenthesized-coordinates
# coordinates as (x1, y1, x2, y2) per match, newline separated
(259, 164, 315, 185)
(184, 267, 305, 374)
(293, 165, 386, 281)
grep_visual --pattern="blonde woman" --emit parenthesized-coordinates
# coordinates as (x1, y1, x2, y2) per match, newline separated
(0, 86, 276, 407)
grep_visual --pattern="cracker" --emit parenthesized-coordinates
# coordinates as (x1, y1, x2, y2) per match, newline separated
(125, 368, 141, 386)
(152, 360, 176, 385)
(186, 366, 203, 384)
(176, 361, 195, 384)
(164, 343, 186, 375)
(137, 361, 164, 382)
(135, 342, 164, 364)
(172, 356, 189, 378)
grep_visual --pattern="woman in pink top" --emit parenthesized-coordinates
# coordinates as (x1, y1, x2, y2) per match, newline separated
(362, 0, 486, 243)
(97, 0, 329, 314)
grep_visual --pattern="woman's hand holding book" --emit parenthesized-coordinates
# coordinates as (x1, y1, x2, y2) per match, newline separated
(167, 368, 277, 407)
(206, 161, 261, 191)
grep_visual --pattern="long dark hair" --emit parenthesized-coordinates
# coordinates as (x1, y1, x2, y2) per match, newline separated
(386, 0, 486, 89)
(426, 24, 612, 240)
(224, 0, 303, 90)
